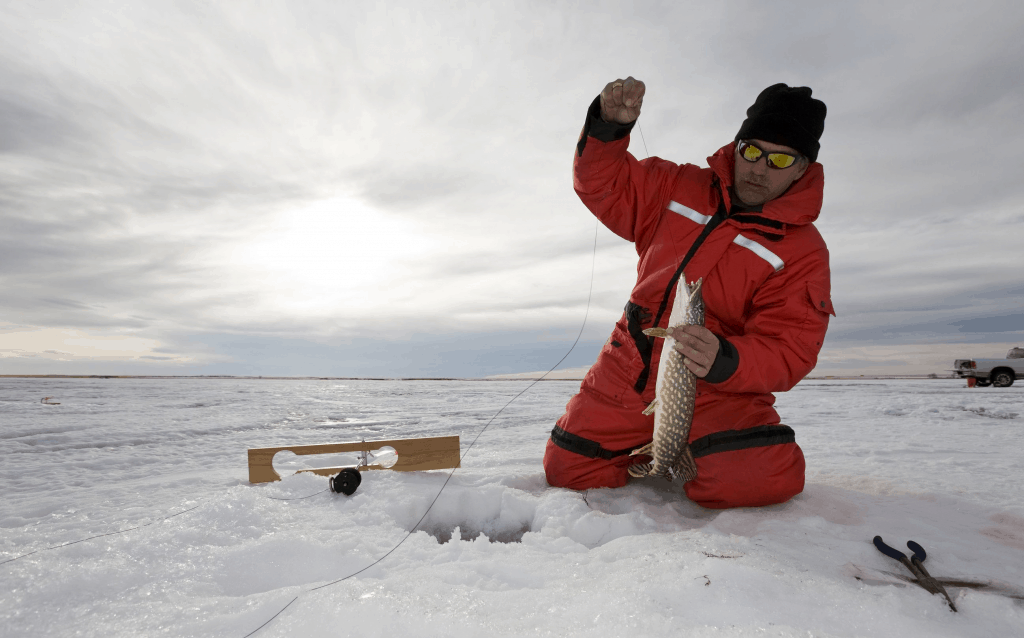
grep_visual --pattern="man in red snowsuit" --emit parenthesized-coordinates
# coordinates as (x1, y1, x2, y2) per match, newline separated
(544, 78, 834, 509)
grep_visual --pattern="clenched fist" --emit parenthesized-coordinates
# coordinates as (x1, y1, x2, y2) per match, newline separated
(599, 77, 645, 124)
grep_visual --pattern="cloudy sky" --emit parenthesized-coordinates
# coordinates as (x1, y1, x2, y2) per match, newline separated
(2, 0, 1023, 378)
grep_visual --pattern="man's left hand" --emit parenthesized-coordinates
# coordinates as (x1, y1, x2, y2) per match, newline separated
(667, 325, 720, 378)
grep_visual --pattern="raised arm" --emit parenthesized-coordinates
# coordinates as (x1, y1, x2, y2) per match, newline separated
(573, 78, 688, 252)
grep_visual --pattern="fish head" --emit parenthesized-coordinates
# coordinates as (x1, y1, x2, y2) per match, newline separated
(668, 273, 706, 328)
(686, 276, 704, 300)
(684, 276, 705, 325)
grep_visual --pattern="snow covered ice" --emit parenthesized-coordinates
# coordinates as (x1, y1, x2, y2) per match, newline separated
(1, 377, 1022, 637)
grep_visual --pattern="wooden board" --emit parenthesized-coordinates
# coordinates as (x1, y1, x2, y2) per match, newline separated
(247, 435, 461, 483)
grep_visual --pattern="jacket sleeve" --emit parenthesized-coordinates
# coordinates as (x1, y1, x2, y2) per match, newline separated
(573, 96, 691, 254)
(710, 247, 835, 393)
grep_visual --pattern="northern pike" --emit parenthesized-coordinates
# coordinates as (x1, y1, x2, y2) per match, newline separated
(627, 274, 703, 482)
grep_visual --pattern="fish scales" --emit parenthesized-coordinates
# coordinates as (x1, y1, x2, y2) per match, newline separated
(628, 274, 703, 482)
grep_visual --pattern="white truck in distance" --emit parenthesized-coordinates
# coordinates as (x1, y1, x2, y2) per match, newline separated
(954, 347, 1024, 387)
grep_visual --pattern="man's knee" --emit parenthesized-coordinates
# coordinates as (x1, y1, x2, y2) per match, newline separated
(544, 381, 651, 491)
(543, 438, 630, 490)
(684, 442, 805, 509)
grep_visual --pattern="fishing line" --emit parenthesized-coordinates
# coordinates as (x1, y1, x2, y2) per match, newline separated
(637, 122, 650, 158)
(0, 487, 333, 565)
(243, 219, 603, 637)
(260, 488, 330, 501)
(244, 114, 654, 637)
(0, 504, 203, 567)
(1, 488, 348, 571)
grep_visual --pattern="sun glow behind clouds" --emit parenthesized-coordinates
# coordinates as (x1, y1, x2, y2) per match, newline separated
(228, 195, 436, 323)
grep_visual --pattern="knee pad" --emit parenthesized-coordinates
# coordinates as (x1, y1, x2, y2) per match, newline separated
(685, 441, 805, 509)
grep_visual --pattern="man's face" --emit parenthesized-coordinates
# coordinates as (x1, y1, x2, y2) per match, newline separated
(732, 139, 808, 207)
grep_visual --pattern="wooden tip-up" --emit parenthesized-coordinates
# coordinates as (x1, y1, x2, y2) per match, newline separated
(247, 435, 461, 484)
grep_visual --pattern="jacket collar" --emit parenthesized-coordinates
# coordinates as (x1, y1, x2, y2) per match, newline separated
(706, 142, 825, 235)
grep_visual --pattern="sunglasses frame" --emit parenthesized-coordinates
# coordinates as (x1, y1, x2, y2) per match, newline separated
(736, 140, 803, 170)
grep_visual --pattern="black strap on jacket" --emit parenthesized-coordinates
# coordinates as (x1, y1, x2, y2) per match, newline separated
(628, 196, 729, 395)
(549, 424, 796, 462)
(550, 425, 637, 460)
(625, 301, 654, 394)
(689, 424, 796, 458)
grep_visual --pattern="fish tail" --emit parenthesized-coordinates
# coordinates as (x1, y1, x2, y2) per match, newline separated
(673, 445, 698, 483)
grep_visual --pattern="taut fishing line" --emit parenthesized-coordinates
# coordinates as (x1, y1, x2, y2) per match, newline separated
(243, 227, 610, 636)
(0, 486, 332, 568)
(244, 124, 652, 636)
(0, 504, 204, 567)
(261, 488, 329, 501)
(638, 122, 650, 158)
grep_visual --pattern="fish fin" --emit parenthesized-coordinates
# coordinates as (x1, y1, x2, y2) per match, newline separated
(673, 446, 698, 483)
(643, 327, 670, 338)
(627, 463, 652, 478)
(630, 442, 652, 457)
(641, 399, 658, 416)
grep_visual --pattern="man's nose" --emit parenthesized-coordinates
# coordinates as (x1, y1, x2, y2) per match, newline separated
(751, 158, 769, 175)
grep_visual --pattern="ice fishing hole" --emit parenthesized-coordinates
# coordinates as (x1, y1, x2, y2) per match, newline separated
(417, 522, 532, 544)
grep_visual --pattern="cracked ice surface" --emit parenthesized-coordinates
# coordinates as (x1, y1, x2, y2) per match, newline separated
(0, 378, 1022, 637)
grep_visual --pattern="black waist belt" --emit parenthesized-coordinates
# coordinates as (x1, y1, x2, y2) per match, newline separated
(550, 426, 637, 460)
(550, 424, 796, 461)
(690, 424, 795, 458)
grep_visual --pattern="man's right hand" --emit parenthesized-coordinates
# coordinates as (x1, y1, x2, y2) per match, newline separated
(599, 77, 645, 124)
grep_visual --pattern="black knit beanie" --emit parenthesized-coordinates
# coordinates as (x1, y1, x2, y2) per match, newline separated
(735, 83, 826, 162)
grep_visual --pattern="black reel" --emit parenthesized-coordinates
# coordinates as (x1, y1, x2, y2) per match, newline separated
(329, 468, 362, 496)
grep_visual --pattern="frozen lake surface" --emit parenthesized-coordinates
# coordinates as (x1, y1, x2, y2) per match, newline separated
(1, 377, 1022, 636)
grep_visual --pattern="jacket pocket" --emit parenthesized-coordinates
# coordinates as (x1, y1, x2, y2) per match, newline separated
(585, 316, 644, 406)
(806, 282, 835, 317)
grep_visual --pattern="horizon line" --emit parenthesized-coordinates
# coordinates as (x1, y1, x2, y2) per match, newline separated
(0, 374, 960, 381)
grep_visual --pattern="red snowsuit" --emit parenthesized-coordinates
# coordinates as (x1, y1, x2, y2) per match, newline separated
(543, 104, 835, 509)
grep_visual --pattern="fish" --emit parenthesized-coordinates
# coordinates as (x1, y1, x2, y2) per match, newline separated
(627, 274, 703, 482)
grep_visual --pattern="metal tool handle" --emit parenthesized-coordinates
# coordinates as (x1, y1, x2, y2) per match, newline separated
(875, 536, 957, 612)
(907, 540, 927, 562)
(873, 536, 908, 561)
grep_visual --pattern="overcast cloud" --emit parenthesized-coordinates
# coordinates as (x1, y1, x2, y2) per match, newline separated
(2, 0, 1023, 377)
